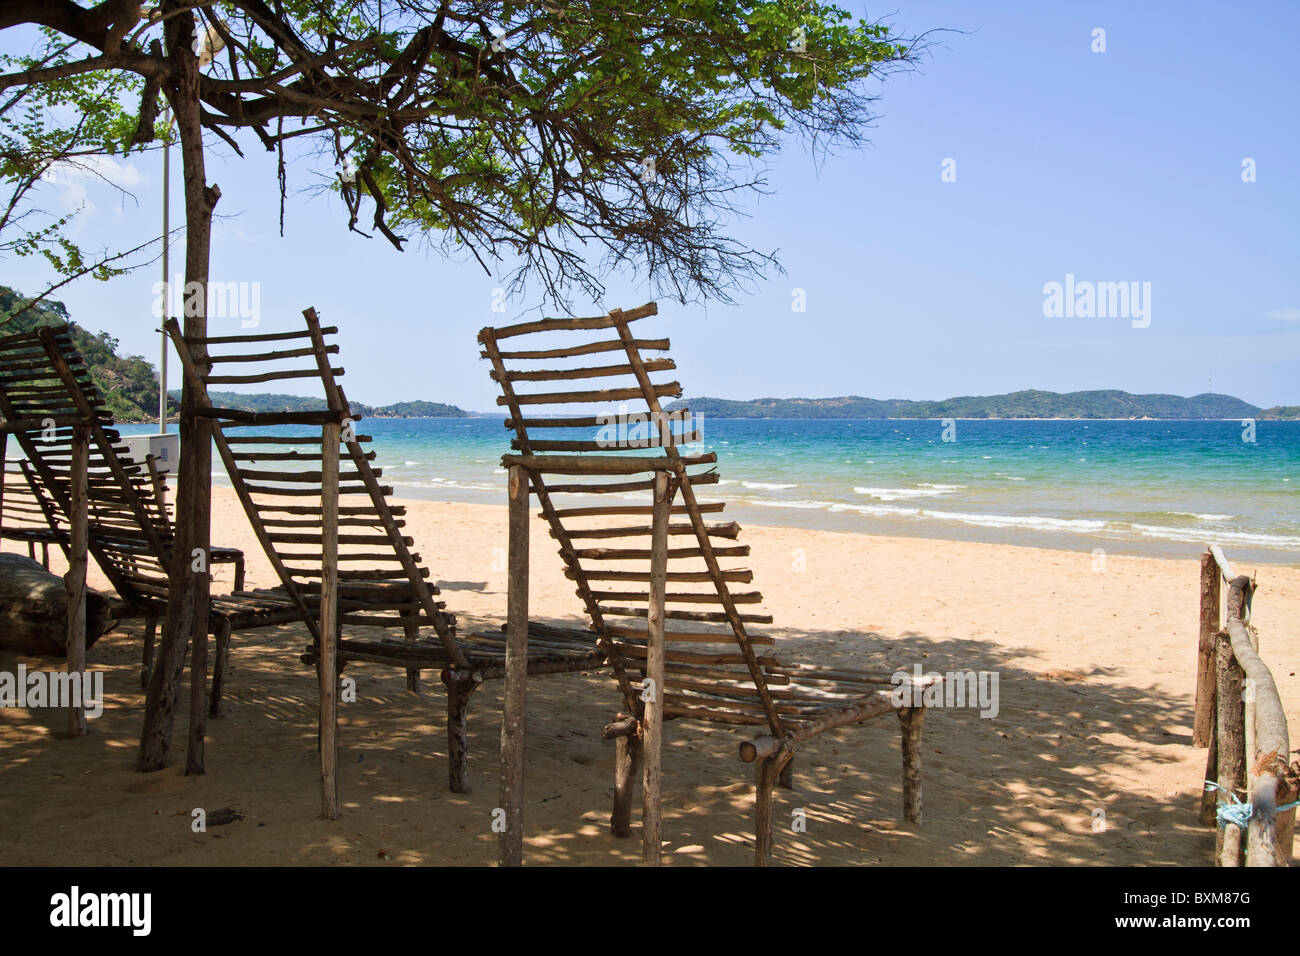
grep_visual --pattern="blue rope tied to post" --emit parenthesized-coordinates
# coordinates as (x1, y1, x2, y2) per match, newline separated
(1204, 780, 1300, 829)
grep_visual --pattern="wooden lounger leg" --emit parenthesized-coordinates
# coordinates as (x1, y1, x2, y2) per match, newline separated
(209, 620, 232, 718)
(778, 758, 795, 791)
(404, 622, 421, 694)
(754, 748, 794, 867)
(612, 724, 643, 838)
(898, 706, 925, 824)
(233, 555, 245, 593)
(141, 611, 158, 690)
(443, 670, 482, 794)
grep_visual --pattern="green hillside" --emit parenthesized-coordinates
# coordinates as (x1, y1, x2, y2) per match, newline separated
(0, 286, 167, 422)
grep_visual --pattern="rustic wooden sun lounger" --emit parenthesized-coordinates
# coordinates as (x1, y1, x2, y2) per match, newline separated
(480, 303, 932, 865)
(0, 327, 302, 735)
(164, 310, 606, 805)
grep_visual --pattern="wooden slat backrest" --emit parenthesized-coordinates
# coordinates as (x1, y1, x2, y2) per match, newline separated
(479, 304, 786, 735)
(165, 311, 463, 663)
(0, 328, 174, 609)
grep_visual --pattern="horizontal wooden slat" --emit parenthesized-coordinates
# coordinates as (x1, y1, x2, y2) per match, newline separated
(501, 452, 713, 475)
(486, 338, 669, 360)
(495, 358, 674, 384)
(551, 502, 724, 518)
(570, 545, 749, 560)
(570, 568, 752, 583)
(499, 382, 680, 406)
(485, 302, 657, 340)
(185, 326, 337, 345)
(206, 367, 342, 386)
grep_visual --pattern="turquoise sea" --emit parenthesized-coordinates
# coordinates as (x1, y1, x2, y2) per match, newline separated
(116, 417, 1300, 565)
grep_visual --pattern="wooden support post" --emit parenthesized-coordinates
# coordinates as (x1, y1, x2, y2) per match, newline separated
(1199, 692, 1220, 827)
(404, 622, 421, 694)
(209, 619, 231, 718)
(1214, 630, 1245, 866)
(898, 706, 925, 824)
(1276, 777, 1297, 867)
(232, 554, 245, 593)
(141, 612, 158, 691)
(612, 727, 643, 838)
(641, 470, 671, 866)
(444, 671, 482, 794)
(1194, 551, 1220, 748)
(185, 602, 208, 772)
(754, 749, 793, 867)
(65, 422, 88, 738)
(499, 464, 530, 866)
(319, 420, 340, 820)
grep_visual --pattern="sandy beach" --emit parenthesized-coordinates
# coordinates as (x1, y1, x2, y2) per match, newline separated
(1, 486, 1296, 866)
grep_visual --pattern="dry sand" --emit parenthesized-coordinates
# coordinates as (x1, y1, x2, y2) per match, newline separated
(1, 486, 1297, 866)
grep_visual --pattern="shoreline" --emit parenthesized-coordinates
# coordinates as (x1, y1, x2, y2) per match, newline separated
(373, 486, 1300, 569)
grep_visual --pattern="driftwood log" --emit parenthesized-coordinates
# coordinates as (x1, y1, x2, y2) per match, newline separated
(0, 553, 122, 656)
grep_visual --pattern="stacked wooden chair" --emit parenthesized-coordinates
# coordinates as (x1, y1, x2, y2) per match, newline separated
(0, 326, 301, 742)
(480, 303, 932, 865)
(164, 309, 605, 806)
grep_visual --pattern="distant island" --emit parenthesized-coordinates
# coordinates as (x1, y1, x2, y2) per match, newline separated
(665, 390, 1299, 420)
(192, 391, 471, 420)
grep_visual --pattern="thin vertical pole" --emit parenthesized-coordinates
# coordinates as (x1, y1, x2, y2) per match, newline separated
(500, 464, 530, 866)
(159, 121, 170, 434)
(642, 470, 671, 865)
(1194, 551, 1220, 748)
(65, 422, 89, 737)
(319, 420, 340, 819)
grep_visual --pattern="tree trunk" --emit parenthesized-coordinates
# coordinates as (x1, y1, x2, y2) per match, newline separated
(138, 14, 219, 771)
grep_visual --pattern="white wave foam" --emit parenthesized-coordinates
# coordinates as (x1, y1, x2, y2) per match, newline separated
(742, 481, 797, 490)
(1130, 524, 1300, 549)
(853, 485, 961, 501)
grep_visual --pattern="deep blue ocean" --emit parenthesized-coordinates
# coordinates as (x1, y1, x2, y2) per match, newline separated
(116, 417, 1299, 565)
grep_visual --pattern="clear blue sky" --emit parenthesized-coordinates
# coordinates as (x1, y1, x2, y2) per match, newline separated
(5, 0, 1298, 411)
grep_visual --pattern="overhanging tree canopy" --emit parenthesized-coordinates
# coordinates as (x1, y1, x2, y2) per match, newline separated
(2, 1, 920, 303)
(0, 1, 924, 772)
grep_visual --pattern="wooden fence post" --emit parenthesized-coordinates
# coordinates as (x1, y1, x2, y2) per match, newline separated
(641, 471, 671, 865)
(1214, 630, 1245, 866)
(319, 420, 340, 819)
(1194, 551, 1220, 747)
(65, 422, 88, 738)
(499, 464, 530, 866)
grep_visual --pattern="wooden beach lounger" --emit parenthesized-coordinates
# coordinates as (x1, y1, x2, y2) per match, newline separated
(480, 303, 931, 865)
(164, 310, 606, 801)
(0, 327, 301, 740)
